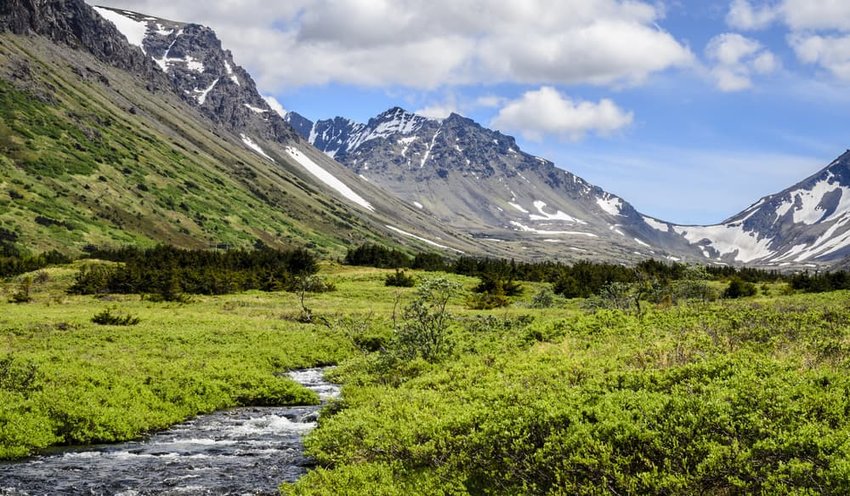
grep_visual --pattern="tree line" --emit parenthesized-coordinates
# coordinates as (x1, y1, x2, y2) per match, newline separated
(343, 243, 792, 297)
(69, 245, 318, 300)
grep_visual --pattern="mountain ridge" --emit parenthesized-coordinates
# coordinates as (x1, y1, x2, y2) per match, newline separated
(0, 0, 497, 258)
(290, 107, 850, 268)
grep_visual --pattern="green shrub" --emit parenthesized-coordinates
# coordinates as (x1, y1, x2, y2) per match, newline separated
(91, 307, 140, 326)
(8, 276, 32, 303)
(724, 277, 757, 299)
(385, 269, 415, 287)
(530, 288, 556, 308)
(391, 277, 460, 362)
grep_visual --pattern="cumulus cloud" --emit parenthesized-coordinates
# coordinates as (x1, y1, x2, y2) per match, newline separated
(727, 0, 850, 31)
(726, 1, 850, 82)
(726, 0, 779, 30)
(705, 33, 778, 91)
(790, 34, 850, 81)
(88, 0, 692, 91)
(415, 102, 459, 120)
(781, 0, 850, 31)
(262, 95, 287, 118)
(491, 87, 633, 142)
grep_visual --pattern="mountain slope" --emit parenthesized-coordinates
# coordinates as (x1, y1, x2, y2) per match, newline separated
(0, 1, 493, 257)
(291, 108, 702, 262)
(293, 107, 850, 268)
(668, 151, 850, 267)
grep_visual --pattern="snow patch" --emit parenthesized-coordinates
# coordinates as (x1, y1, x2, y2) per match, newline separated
(413, 201, 424, 209)
(509, 202, 529, 214)
(634, 238, 650, 248)
(240, 134, 274, 162)
(774, 180, 850, 226)
(385, 226, 462, 253)
(224, 60, 240, 86)
(285, 147, 374, 211)
(399, 136, 417, 158)
(643, 216, 669, 232)
(529, 200, 587, 224)
(193, 78, 219, 105)
(673, 224, 774, 263)
(596, 196, 623, 216)
(420, 130, 441, 168)
(510, 221, 598, 237)
(244, 104, 268, 114)
(94, 7, 148, 53)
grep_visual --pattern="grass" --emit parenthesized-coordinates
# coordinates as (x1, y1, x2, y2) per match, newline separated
(4, 261, 849, 495)
(0, 263, 354, 459)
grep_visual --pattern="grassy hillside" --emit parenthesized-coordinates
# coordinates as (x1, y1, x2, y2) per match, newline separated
(0, 34, 425, 257)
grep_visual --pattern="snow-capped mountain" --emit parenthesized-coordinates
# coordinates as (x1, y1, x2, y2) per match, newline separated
(1, 0, 525, 257)
(291, 107, 850, 267)
(289, 108, 702, 262)
(91, 6, 299, 145)
(668, 150, 850, 267)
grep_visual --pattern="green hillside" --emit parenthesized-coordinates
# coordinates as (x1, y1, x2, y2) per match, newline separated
(0, 34, 384, 257)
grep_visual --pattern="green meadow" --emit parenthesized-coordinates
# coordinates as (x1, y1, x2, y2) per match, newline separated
(3, 261, 850, 494)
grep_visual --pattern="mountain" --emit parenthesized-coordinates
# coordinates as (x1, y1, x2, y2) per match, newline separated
(290, 108, 850, 268)
(0, 0, 494, 258)
(289, 108, 703, 263)
(668, 151, 850, 267)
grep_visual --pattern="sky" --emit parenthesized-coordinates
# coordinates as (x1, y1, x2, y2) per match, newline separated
(89, 0, 850, 225)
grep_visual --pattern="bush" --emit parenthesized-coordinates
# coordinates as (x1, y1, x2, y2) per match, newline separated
(392, 277, 460, 362)
(8, 276, 32, 303)
(344, 244, 411, 268)
(530, 288, 556, 308)
(91, 307, 140, 326)
(385, 269, 415, 288)
(723, 277, 757, 299)
(466, 292, 509, 310)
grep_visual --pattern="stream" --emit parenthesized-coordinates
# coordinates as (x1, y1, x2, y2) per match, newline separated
(0, 368, 340, 495)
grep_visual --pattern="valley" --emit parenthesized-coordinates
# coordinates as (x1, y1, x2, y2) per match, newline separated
(2, 0, 850, 494)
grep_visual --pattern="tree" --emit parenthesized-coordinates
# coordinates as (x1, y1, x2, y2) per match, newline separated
(723, 277, 757, 299)
(393, 277, 460, 362)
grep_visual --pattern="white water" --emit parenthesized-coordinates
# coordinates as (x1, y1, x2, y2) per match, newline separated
(0, 368, 338, 495)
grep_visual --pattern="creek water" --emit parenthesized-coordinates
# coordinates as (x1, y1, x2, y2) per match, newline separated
(0, 368, 340, 495)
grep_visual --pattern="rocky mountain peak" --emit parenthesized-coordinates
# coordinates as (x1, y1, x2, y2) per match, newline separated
(0, 0, 169, 89)
(91, 6, 299, 146)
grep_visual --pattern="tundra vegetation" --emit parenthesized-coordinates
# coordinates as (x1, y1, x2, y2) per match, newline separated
(1, 245, 850, 495)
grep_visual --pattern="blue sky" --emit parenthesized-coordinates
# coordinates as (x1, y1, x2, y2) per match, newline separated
(95, 0, 850, 225)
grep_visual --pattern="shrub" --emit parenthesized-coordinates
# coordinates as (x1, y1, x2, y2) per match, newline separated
(385, 269, 415, 288)
(466, 292, 509, 310)
(392, 277, 460, 362)
(8, 276, 32, 303)
(530, 288, 556, 308)
(91, 307, 140, 326)
(723, 277, 757, 299)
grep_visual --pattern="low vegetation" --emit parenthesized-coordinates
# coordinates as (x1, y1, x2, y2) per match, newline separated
(4, 244, 850, 495)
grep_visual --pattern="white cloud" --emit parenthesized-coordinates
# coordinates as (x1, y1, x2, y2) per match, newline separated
(491, 86, 633, 142)
(726, 0, 779, 30)
(88, 0, 692, 91)
(415, 103, 458, 120)
(705, 33, 778, 91)
(724, 1, 850, 82)
(475, 95, 507, 108)
(263, 95, 287, 118)
(727, 0, 850, 32)
(790, 33, 850, 81)
(781, 0, 850, 31)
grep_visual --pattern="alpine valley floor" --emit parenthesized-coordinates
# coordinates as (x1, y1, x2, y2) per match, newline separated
(2, 262, 850, 495)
